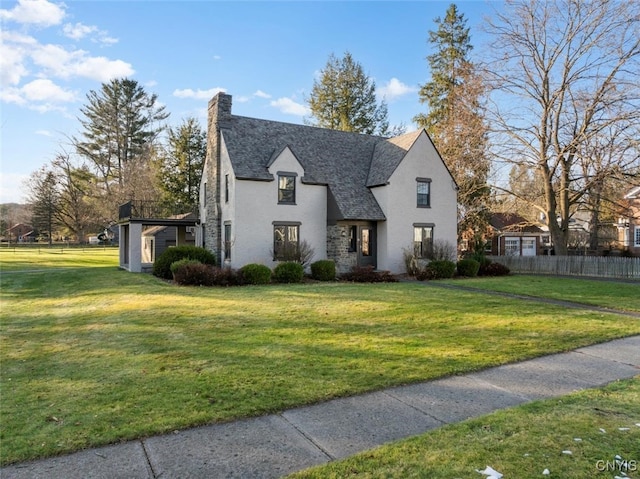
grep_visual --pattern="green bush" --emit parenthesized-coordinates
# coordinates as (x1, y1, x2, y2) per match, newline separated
(480, 261, 511, 277)
(418, 260, 456, 280)
(310, 260, 336, 281)
(172, 262, 216, 286)
(273, 261, 304, 283)
(340, 265, 398, 283)
(239, 263, 272, 285)
(457, 259, 480, 277)
(153, 246, 216, 280)
(170, 258, 202, 275)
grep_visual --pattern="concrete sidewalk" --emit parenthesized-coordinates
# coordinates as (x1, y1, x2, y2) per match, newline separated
(2, 335, 639, 479)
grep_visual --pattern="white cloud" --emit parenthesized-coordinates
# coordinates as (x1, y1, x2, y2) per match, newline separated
(235, 96, 250, 103)
(36, 129, 53, 136)
(378, 77, 416, 101)
(1, 78, 76, 106)
(0, 0, 66, 27)
(0, 42, 30, 87)
(62, 22, 118, 46)
(173, 87, 226, 100)
(71, 56, 134, 82)
(254, 90, 271, 99)
(30, 44, 134, 82)
(270, 97, 310, 116)
(213, 55, 221, 60)
(62, 22, 98, 40)
(22, 78, 75, 102)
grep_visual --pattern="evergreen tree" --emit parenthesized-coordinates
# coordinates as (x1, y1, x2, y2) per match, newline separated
(414, 4, 490, 246)
(156, 117, 206, 208)
(27, 166, 61, 245)
(74, 78, 169, 194)
(307, 52, 389, 135)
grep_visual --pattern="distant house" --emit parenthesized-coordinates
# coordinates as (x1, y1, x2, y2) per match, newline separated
(199, 93, 458, 274)
(617, 185, 640, 256)
(487, 213, 546, 256)
(8, 223, 35, 243)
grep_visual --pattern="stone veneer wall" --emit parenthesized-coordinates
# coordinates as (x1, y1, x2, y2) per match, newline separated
(326, 224, 358, 274)
(202, 93, 233, 264)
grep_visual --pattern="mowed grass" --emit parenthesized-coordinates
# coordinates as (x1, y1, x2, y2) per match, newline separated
(288, 377, 640, 479)
(1, 249, 639, 465)
(442, 275, 640, 312)
(0, 246, 119, 271)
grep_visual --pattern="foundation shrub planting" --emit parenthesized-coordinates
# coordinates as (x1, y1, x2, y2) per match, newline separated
(456, 259, 480, 277)
(310, 260, 336, 281)
(273, 262, 305, 283)
(153, 246, 217, 280)
(239, 264, 272, 285)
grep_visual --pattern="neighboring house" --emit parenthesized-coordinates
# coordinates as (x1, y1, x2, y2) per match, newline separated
(199, 93, 457, 274)
(617, 185, 640, 256)
(8, 223, 35, 243)
(488, 213, 546, 256)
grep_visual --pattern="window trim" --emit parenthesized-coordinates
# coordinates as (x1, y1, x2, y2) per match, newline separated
(273, 221, 301, 261)
(224, 222, 231, 261)
(348, 225, 357, 252)
(277, 172, 297, 205)
(416, 178, 431, 208)
(413, 223, 434, 259)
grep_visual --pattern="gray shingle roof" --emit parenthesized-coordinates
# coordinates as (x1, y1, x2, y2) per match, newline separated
(222, 115, 418, 221)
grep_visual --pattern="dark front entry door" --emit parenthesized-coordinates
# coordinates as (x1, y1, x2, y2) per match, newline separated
(358, 225, 376, 268)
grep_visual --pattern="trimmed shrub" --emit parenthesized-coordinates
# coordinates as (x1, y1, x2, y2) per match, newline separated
(153, 246, 216, 280)
(480, 261, 511, 276)
(211, 267, 244, 286)
(340, 265, 398, 283)
(170, 258, 202, 275)
(239, 263, 272, 285)
(172, 262, 217, 286)
(273, 261, 304, 283)
(310, 260, 336, 281)
(457, 259, 480, 277)
(418, 260, 456, 280)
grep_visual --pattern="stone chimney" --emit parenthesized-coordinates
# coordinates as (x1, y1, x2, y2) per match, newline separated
(203, 92, 233, 264)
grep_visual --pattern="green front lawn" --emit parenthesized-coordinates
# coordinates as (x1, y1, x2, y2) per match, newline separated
(442, 275, 640, 312)
(288, 377, 640, 479)
(1, 250, 639, 465)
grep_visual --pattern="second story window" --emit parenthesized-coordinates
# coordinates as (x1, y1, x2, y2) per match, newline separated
(417, 178, 431, 208)
(278, 173, 296, 204)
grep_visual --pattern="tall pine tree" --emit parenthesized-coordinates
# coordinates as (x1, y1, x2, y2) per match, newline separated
(27, 166, 61, 245)
(74, 78, 169, 194)
(307, 52, 389, 135)
(414, 4, 490, 250)
(156, 117, 206, 208)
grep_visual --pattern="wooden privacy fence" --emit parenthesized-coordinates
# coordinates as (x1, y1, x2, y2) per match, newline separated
(489, 255, 640, 280)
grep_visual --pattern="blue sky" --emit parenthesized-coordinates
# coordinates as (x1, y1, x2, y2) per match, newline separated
(0, 0, 499, 204)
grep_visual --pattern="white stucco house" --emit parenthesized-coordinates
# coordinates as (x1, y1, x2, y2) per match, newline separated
(199, 92, 457, 275)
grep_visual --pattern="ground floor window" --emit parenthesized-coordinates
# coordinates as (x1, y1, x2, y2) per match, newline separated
(224, 223, 231, 260)
(273, 223, 300, 260)
(348, 225, 357, 252)
(413, 224, 434, 259)
(635, 226, 640, 247)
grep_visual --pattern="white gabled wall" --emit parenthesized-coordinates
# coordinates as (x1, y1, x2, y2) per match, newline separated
(223, 146, 327, 269)
(372, 131, 458, 273)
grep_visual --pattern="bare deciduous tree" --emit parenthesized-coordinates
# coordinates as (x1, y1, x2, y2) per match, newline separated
(484, 0, 640, 254)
